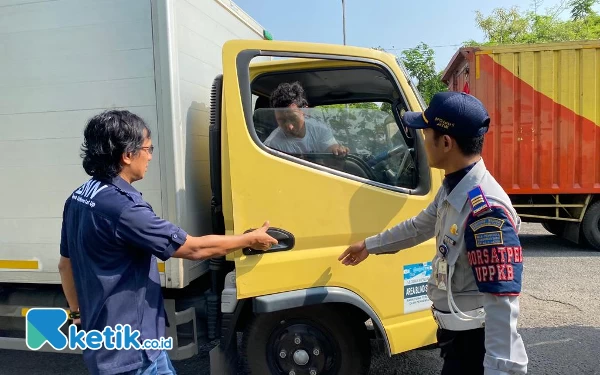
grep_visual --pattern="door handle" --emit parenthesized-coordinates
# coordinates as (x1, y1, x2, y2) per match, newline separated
(242, 227, 295, 256)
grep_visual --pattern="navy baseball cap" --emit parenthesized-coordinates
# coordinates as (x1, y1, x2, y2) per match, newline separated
(402, 92, 490, 138)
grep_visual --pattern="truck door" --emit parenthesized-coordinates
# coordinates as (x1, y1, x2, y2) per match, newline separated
(219, 40, 442, 359)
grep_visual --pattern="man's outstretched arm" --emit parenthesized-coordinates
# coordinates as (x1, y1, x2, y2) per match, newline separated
(172, 223, 277, 260)
(339, 189, 441, 265)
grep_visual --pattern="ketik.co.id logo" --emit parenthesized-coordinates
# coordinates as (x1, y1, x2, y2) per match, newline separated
(25, 308, 69, 350)
(26, 308, 173, 351)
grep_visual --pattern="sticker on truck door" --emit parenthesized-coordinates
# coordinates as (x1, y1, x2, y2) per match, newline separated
(403, 262, 432, 314)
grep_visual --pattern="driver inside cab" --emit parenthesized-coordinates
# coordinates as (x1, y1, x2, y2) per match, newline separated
(264, 81, 350, 156)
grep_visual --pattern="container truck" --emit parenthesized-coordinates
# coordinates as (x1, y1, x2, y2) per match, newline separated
(0, 0, 443, 374)
(442, 41, 600, 251)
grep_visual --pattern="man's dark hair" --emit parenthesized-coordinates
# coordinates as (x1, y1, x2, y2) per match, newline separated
(433, 130, 484, 157)
(270, 81, 309, 108)
(80, 110, 151, 179)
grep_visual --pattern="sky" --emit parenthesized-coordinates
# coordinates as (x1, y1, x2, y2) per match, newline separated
(234, 0, 577, 72)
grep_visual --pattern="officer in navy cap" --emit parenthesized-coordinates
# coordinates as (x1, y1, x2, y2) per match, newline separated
(58, 110, 277, 375)
(339, 92, 528, 374)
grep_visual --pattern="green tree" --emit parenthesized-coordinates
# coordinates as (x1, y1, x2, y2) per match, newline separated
(399, 42, 448, 104)
(469, 1, 600, 46)
(380, 102, 392, 114)
(474, 6, 530, 44)
(570, 0, 597, 20)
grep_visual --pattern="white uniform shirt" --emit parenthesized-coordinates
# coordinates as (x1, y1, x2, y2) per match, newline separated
(365, 159, 528, 375)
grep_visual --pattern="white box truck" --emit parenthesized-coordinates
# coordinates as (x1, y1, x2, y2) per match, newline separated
(0, 0, 270, 362)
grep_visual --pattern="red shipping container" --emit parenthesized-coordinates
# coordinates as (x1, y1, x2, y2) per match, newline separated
(441, 41, 600, 249)
(442, 42, 600, 195)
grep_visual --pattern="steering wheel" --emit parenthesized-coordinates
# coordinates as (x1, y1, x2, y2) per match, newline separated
(367, 144, 414, 183)
(367, 144, 409, 167)
(395, 146, 414, 180)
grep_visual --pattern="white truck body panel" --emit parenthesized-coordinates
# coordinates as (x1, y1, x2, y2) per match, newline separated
(0, 0, 267, 288)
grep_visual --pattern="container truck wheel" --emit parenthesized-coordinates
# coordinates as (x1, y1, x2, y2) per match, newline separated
(241, 304, 371, 375)
(582, 201, 600, 251)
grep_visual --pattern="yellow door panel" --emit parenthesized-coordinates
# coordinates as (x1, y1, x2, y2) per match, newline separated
(221, 39, 442, 354)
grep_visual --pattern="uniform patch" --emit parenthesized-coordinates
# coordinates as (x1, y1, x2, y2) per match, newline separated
(464, 206, 523, 296)
(474, 231, 503, 247)
(468, 186, 492, 217)
(467, 246, 523, 284)
(469, 217, 505, 232)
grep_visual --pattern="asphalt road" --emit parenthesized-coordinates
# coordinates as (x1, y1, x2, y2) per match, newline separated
(1, 223, 599, 375)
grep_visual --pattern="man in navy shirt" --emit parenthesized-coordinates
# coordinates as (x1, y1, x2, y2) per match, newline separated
(58, 110, 277, 375)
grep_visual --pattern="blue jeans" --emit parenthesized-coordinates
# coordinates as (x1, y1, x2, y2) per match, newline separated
(122, 351, 177, 375)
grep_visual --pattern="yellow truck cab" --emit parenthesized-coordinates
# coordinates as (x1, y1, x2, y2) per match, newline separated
(210, 40, 443, 374)
(0, 1, 441, 372)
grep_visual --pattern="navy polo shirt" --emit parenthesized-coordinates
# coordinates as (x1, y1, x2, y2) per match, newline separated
(60, 176, 188, 375)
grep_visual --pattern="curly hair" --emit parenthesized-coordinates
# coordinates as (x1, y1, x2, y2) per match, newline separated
(80, 110, 151, 179)
(269, 81, 309, 108)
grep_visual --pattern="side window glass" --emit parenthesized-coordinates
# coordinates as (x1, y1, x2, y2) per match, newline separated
(317, 105, 416, 189)
(248, 57, 420, 191)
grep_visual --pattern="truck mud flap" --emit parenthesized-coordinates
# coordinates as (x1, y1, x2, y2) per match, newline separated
(209, 298, 246, 375)
(164, 299, 198, 360)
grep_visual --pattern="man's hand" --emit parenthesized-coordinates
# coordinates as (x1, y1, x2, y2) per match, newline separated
(173, 221, 278, 260)
(338, 240, 369, 266)
(244, 221, 278, 251)
(330, 144, 349, 157)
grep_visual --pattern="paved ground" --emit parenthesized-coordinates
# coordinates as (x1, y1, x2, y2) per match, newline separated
(1, 223, 599, 374)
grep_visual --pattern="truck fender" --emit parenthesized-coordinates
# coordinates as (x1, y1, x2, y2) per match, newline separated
(252, 286, 391, 356)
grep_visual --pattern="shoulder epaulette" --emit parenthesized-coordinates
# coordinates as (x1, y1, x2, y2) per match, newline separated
(468, 186, 492, 217)
(112, 185, 134, 201)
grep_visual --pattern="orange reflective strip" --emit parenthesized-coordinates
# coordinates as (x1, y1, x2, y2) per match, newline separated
(0, 260, 39, 270)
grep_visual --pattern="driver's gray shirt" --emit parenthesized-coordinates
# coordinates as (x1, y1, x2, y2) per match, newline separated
(264, 118, 337, 153)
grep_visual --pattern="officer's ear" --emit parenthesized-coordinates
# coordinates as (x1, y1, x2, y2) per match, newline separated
(442, 134, 453, 152)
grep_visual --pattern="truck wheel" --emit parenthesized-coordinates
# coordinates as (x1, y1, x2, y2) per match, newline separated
(241, 304, 371, 375)
(582, 201, 600, 251)
(541, 221, 565, 236)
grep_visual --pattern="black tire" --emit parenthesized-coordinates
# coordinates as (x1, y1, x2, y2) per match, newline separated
(241, 304, 371, 375)
(582, 201, 600, 251)
(541, 221, 565, 236)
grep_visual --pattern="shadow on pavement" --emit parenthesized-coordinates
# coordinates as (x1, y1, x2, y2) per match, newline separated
(519, 233, 600, 258)
(365, 324, 600, 375)
(519, 325, 600, 375)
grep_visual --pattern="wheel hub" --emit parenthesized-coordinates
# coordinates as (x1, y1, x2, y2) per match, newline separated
(267, 321, 338, 375)
(293, 349, 309, 366)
